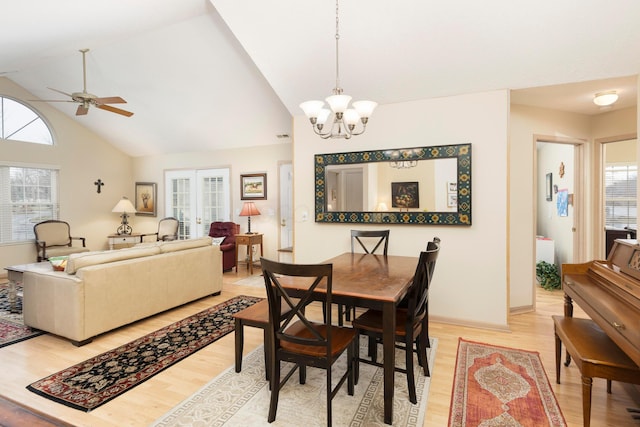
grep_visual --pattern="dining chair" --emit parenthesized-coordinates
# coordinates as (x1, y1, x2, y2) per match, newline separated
(260, 257, 359, 426)
(337, 229, 391, 325)
(33, 220, 90, 261)
(351, 237, 440, 404)
(139, 217, 179, 242)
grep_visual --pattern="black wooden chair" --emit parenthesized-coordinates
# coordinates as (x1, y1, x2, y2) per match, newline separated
(260, 257, 358, 426)
(338, 229, 390, 325)
(352, 237, 440, 404)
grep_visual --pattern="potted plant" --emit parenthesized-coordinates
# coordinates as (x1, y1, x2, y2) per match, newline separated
(536, 261, 561, 290)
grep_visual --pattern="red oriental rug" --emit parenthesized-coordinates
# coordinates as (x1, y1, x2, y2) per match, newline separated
(27, 295, 262, 412)
(448, 339, 566, 427)
(0, 284, 45, 348)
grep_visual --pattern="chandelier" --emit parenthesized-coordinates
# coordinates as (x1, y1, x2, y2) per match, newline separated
(299, 0, 377, 139)
(389, 149, 418, 169)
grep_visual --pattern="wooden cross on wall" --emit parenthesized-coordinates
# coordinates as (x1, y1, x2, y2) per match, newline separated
(94, 179, 105, 193)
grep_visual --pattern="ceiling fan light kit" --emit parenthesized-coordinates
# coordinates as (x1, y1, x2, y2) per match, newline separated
(39, 49, 134, 117)
(300, 0, 376, 139)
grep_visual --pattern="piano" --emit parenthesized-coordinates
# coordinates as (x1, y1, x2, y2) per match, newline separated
(561, 239, 640, 367)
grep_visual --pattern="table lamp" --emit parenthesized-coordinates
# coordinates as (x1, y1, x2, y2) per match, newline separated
(112, 196, 137, 235)
(239, 201, 260, 234)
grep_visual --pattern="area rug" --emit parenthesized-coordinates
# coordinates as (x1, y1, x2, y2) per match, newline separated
(448, 338, 566, 427)
(152, 337, 437, 426)
(0, 283, 45, 348)
(232, 274, 265, 287)
(27, 295, 263, 412)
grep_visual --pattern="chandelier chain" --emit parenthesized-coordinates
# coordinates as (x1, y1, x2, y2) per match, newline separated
(334, 0, 341, 94)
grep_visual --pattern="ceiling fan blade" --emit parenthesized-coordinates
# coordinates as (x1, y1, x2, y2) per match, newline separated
(76, 105, 89, 116)
(47, 87, 74, 98)
(94, 96, 127, 105)
(97, 104, 134, 117)
(28, 99, 75, 103)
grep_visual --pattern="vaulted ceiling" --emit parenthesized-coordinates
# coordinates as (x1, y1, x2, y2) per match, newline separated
(2, 0, 638, 157)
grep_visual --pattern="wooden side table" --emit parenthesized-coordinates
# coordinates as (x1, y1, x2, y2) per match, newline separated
(107, 233, 141, 250)
(235, 233, 263, 275)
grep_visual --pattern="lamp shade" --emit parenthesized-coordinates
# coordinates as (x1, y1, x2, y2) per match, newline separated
(112, 197, 136, 213)
(239, 201, 260, 217)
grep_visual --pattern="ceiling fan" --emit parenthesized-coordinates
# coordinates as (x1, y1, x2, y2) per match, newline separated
(39, 49, 133, 117)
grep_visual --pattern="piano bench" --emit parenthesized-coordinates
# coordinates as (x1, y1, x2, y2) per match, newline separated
(552, 315, 640, 427)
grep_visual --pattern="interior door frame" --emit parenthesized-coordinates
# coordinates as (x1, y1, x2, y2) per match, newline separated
(532, 135, 586, 307)
(593, 133, 637, 259)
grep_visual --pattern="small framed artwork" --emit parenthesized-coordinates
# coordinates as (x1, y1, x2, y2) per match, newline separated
(135, 182, 157, 216)
(448, 182, 457, 193)
(391, 181, 419, 209)
(545, 173, 553, 201)
(241, 173, 267, 200)
(447, 193, 458, 208)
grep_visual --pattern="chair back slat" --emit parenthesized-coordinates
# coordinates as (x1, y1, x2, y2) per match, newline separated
(261, 258, 334, 350)
(350, 229, 389, 255)
(405, 239, 440, 328)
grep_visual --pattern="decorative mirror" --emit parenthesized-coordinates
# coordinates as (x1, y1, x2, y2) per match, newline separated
(314, 143, 471, 225)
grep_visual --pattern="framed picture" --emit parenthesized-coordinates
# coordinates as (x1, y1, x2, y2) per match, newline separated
(241, 173, 267, 200)
(391, 181, 419, 209)
(545, 173, 553, 201)
(447, 193, 458, 207)
(135, 182, 157, 216)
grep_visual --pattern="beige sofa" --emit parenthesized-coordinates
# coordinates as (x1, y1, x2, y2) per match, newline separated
(22, 237, 222, 346)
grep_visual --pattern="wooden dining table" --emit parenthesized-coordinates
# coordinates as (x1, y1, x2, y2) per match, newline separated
(279, 252, 418, 424)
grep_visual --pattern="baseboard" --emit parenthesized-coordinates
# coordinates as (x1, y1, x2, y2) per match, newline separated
(430, 315, 511, 332)
(510, 304, 534, 315)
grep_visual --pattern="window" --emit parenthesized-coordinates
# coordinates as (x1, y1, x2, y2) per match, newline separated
(0, 166, 59, 244)
(0, 96, 53, 145)
(604, 163, 637, 229)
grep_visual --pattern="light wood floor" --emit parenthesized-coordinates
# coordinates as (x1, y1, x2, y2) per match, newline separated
(0, 269, 638, 427)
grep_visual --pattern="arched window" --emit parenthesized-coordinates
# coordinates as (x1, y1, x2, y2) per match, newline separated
(0, 96, 53, 145)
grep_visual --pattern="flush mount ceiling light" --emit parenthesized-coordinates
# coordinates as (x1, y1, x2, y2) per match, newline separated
(299, 0, 377, 139)
(593, 91, 619, 107)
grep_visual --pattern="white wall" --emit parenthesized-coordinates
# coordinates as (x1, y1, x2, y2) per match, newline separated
(0, 77, 133, 268)
(132, 143, 292, 261)
(293, 90, 510, 329)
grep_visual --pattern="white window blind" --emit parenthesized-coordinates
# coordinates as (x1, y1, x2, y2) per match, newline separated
(0, 166, 59, 244)
(604, 163, 637, 229)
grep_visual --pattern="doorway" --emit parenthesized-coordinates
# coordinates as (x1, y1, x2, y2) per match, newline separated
(164, 168, 231, 239)
(279, 162, 293, 261)
(534, 136, 585, 286)
(596, 135, 638, 258)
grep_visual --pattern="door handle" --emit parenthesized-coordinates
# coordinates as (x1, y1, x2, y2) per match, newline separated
(281, 219, 286, 227)
(196, 218, 202, 225)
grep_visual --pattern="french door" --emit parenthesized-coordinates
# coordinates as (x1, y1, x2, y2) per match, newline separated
(165, 168, 230, 239)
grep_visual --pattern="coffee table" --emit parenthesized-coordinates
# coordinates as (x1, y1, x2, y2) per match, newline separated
(4, 262, 52, 313)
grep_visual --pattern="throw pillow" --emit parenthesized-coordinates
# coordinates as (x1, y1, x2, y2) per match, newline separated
(211, 236, 226, 245)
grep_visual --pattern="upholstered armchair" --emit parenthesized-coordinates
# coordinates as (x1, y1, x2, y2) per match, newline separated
(34, 220, 90, 262)
(140, 217, 179, 242)
(208, 221, 240, 271)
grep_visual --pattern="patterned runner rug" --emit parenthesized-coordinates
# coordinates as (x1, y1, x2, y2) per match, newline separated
(152, 337, 437, 426)
(0, 284, 45, 348)
(448, 338, 566, 427)
(27, 295, 262, 412)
